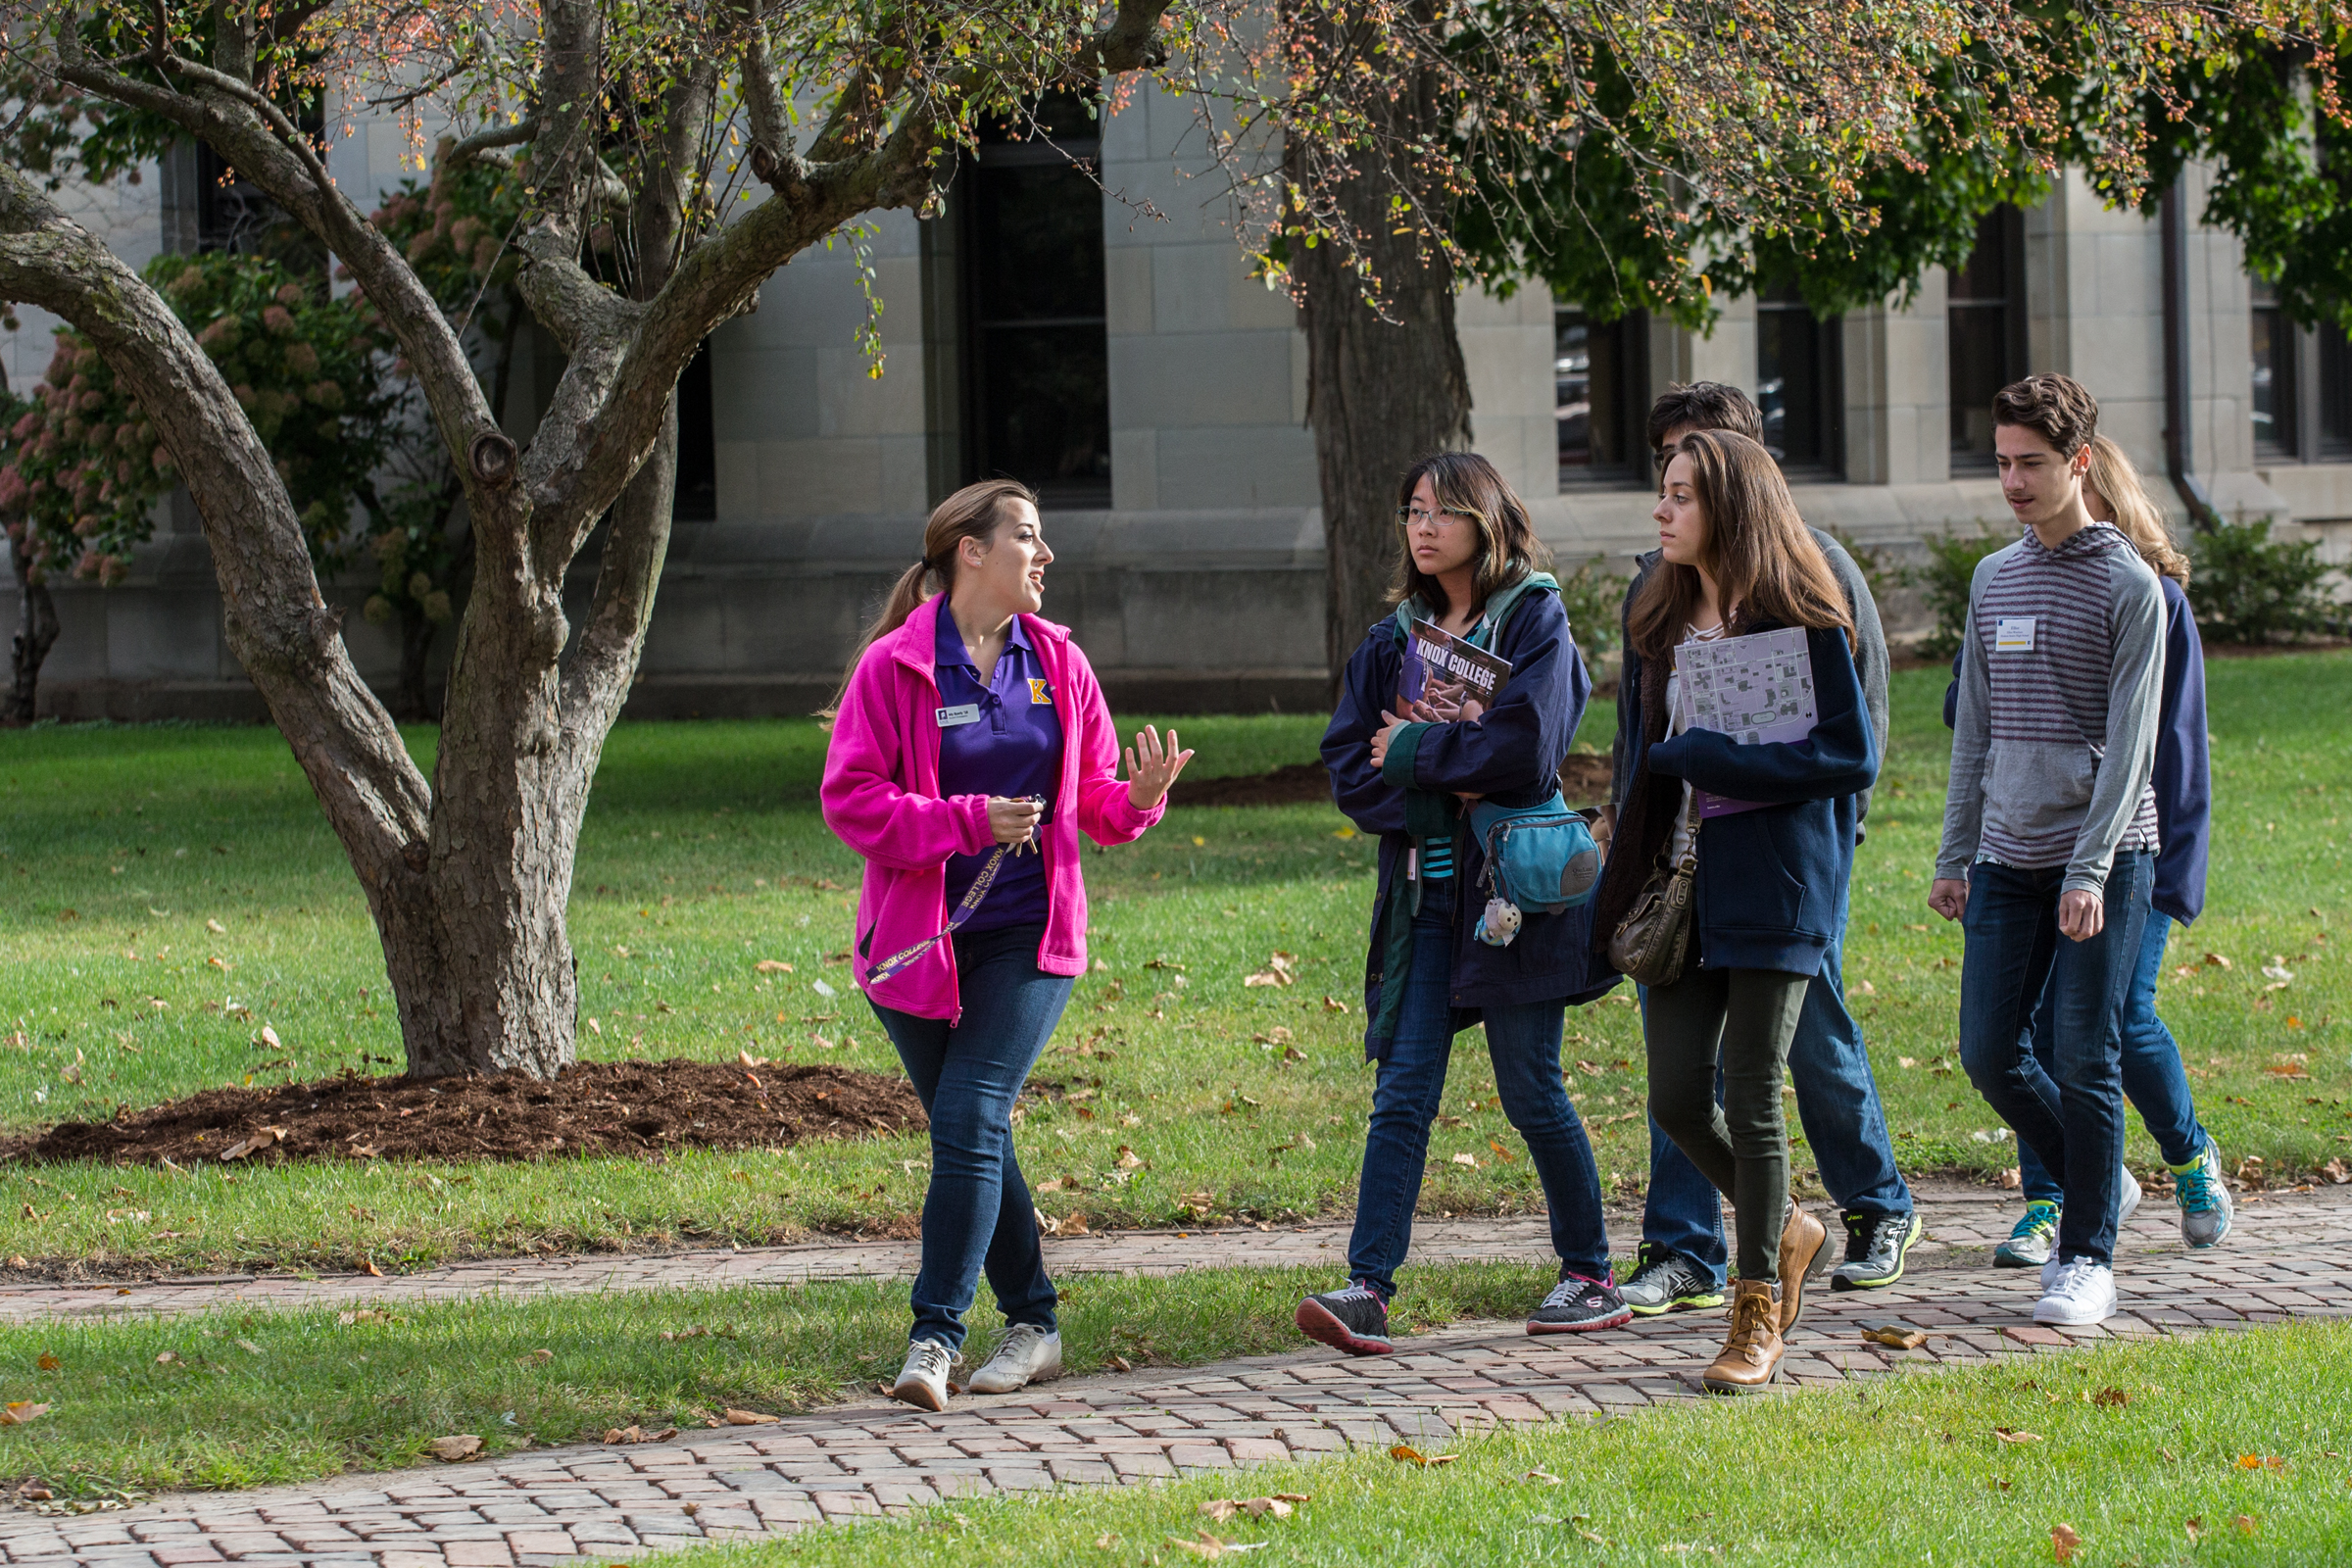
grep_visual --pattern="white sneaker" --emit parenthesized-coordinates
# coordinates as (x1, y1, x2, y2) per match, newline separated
(2033, 1257, 2117, 1325)
(891, 1339, 956, 1411)
(964, 1324, 1064, 1395)
(2039, 1167, 2143, 1289)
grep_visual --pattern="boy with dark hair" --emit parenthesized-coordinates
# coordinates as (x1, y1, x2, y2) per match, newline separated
(1604, 382, 1920, 1317)
(1932, 372, 2165, 1327)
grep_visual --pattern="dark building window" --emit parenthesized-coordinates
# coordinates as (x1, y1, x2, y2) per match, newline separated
(1756, 284, 1842, 474)
(673, 344, 717, 520)
(1948, 207, 2027, 469)
(2250, 291, 2352, 464)
(1556, 307, 1649, 486)
(2250, 282, 2297, 459)
(2320, 325, 2352, 459)
(958, 94, 1110, 508)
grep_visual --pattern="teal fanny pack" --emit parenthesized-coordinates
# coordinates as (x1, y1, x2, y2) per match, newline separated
(1469, 792, 1603, 917)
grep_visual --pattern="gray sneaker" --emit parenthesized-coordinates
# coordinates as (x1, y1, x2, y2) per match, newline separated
(965, 1324, 1063, 1395)
(1994, 1200, 2059, 1269)
(891, 1339, 955, 1411)
(2170, 1136, 2234, 1249)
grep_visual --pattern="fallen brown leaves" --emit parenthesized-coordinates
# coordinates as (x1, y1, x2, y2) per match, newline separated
(425, 1435, 482, 1462)
(1199, 1495, 1307, 1522)
(2050, 1522, 2082, 1561)
(1389, 1445, 1456, 1466)
(0, 1401, 50, 1426)
(603, 1425, 679, 1446)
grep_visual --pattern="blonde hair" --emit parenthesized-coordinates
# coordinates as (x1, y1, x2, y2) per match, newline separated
(822, 479, 1039, 719)
(2084, 437, 2189, 585)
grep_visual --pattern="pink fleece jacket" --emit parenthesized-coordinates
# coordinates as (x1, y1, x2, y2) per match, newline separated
(820, 596, 1165, 1022)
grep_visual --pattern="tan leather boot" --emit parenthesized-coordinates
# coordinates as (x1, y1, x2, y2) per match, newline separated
(1701, 1279, 1786, 1395)
(1778, 1201, 1829, 1334)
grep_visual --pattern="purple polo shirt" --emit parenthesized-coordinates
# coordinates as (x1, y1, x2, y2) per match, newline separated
(935, 607, 1063, 932)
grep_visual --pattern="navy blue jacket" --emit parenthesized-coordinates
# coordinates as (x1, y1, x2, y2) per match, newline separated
(1593, 621, 1879, 976)
(1940, 573, 2208, 922)
(1323, 586, 1618, 1058)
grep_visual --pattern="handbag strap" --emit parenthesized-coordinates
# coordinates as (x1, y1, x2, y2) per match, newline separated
(1668, 788, 1701, 874)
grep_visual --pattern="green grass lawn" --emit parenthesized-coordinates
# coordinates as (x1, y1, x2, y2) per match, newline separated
(670, 1319, 2352, 1568)
(0, 1260, 1558, 1496)
(0, 657, 2345, 1275)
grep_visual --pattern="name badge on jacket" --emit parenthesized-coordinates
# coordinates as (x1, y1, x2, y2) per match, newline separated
(1994, 616, 2035, 653)
(936, 703, 982, 727)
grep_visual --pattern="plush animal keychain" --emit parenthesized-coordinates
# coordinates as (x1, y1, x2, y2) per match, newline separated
(1475, 895, 1522, 948)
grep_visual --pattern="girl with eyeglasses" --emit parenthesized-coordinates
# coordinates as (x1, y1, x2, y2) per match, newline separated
(1297, 452, 1627, 1356)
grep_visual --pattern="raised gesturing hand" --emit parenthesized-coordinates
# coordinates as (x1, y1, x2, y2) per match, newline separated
(1124, 726, 1195, 809)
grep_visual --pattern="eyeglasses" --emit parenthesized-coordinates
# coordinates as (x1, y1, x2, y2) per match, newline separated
(1394, 506, 1474, 528)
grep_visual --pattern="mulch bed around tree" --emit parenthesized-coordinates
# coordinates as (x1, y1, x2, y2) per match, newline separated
(0, 1058, 927, 1168)
(1167, 754, 1615, 810)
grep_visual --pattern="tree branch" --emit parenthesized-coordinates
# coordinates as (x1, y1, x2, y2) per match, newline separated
(0, 165, 430, 884)
(444, 116, 539, 172)
(49, 40, 503, 520)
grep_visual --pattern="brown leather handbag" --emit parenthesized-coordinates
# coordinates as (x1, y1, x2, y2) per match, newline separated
(1606, 791, 1701, 986)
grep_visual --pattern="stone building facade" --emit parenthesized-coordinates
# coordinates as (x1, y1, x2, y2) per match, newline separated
(8, 89, 2348, 719)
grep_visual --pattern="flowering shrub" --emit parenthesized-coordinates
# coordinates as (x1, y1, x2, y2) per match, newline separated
(0, 251, 387, 586)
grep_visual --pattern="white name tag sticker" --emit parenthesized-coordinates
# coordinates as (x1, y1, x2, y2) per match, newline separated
(1995, 616, 2036, 652)
(935, 703, 983, 728)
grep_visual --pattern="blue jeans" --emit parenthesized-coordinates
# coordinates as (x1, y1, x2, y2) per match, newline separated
(2019, 910, 2207, 1203)
(1641, 903, 1913, 1287)
(1347, 878, 1613, 1298)
(868, 921, 1072, 1350)
(1957, 853, 2153, 1268)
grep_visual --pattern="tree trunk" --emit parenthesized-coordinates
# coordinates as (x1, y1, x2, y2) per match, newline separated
(1285, 4, 1473, 685)
(5, 525, 58, 726)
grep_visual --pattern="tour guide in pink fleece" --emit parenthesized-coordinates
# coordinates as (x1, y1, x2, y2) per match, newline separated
(821, 478, 1192, 1415)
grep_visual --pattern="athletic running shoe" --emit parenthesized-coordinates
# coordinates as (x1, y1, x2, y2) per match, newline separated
(1830, 1210, 1924, 1292)
(2033, 1257, 2117, 1326)
(891, 1338, 956, 1411)
(1994, 1200, 2059, 1269)
(2171, 1136, 2234, 1250)
(1296, 1280, 1394, 1356)
(1526, 1271, 1633, 1335)
(965, 1324, 1064, 1394)
(2118, 1164, 2143, 1227)
(1618, 1246, 1727, 1316)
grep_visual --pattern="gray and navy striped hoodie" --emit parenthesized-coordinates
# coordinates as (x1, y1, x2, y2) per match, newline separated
(1936, 520, 2164, 898)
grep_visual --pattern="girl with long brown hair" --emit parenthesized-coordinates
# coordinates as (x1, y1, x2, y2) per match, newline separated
(1591, 429, 1879, 1393)
(821, 479, 1193, 1410)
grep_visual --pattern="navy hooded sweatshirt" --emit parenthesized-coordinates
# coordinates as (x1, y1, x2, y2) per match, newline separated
(1941, 572, 2209, 923)
(1322, 580, 1619, 1059)
(1592, 619, 1880, 977)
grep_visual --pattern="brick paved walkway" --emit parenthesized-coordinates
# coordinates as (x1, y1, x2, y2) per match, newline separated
(0, 1184, 2342, 1567)
(0, 1177, 2143, 1323)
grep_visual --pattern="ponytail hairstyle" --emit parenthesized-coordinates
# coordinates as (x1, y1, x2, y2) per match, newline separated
(1390, 451, 1549, 620)
(1626, 429, 1852, 662)
(821, 477, 1040, 720)
(2085, 436, 2189, 585)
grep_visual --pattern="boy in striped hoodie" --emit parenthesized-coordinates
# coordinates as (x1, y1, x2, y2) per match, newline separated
(1930, 373, 2165, 1328)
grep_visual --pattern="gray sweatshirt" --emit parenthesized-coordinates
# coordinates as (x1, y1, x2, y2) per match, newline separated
(1935, 521, 2164, 896)
(1608, 528, 1890, 832)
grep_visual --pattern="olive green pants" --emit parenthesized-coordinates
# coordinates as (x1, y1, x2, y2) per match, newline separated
(1642, 965, 1811, 1282)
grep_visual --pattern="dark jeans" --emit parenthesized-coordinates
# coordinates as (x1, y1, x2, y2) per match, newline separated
(1957, 853, 2153, 1268)
(2018, 908, 2205, 1203)
(869, 921, 1072, 1350)
(1642, 965, 1811, 1281)
(1347, 877, 1614, 1298)
(1640, 915, 1913, 1286)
